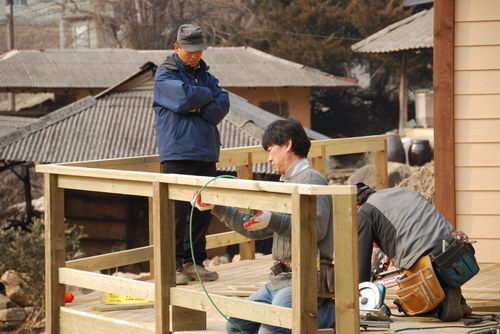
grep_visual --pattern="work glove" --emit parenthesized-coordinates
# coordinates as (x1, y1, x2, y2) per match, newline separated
(190, 191, 214, 211)
(243, 210, 271, 231)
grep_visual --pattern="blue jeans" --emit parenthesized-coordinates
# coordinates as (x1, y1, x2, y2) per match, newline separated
(226, 285, 335, 334)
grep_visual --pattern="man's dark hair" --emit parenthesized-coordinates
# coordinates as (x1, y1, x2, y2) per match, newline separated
(356, 183, 376, 206)
(261, 118, 311, 157)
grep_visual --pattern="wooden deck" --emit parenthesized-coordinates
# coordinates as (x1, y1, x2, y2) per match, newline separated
(61, 256, 500, 334)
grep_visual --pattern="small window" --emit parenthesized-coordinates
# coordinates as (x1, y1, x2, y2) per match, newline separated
(13, 0, 28, 5)
(74, 23, 90, 48)
(259, 101, 289, 118)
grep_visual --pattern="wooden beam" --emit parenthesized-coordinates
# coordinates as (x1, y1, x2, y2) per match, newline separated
(152, 182, 175, 334)
(291, 194, 317, 334)
(206, 231, 253, 249)
(45, 174, 66, 334)
(58, 268, 155, 300)
(333, 191, 360, 334)
(398, 52, 408, 135)
(374, 140, 389, 190)
(434, 0, 456, 224)
(237, 154, 256, 260)
(170, 287, 293, 328)
(65, 245, 153, 271)
(57, 175, 153, 196)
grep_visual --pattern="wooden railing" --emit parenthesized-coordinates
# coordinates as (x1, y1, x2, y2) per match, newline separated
(37, 135, 387, 334)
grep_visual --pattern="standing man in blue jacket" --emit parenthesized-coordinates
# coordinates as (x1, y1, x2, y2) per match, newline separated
(153, 24, 230, 285)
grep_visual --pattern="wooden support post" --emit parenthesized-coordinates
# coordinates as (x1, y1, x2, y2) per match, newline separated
(312, 145, 326, 177)
(333, 191, 360, 334)
(152, 182, 206, 332)
(152, 182, 174, 334)
(291, 193, 317, 334)
(374, 143, 388, 190)
(237, 155, 255, 260)
(44, 174, 66, 334)
(148, 197, 154, 278)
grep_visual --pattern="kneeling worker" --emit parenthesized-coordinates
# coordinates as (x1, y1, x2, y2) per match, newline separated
(356, 183, 479, 321)
(193, 119, 335, 333)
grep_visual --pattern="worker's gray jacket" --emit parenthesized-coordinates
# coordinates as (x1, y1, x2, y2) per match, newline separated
(211, 167, 333, 290)
(358, 187, 454, 269)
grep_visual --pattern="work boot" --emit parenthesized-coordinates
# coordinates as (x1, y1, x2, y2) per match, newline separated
(438, 286, 463, 322)
(176, 268, 192, 285)
(183, 262, 219, 282)
(461, 295, 473, 316)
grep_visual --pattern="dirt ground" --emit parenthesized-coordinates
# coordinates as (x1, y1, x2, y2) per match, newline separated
(396, 161, 435, 204)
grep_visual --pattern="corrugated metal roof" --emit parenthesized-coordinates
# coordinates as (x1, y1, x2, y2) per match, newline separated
(0, 115, 37, 138)
(351, 8, 433, 53)
(0, 65, 329, 174)
(0, 47, 357, 89)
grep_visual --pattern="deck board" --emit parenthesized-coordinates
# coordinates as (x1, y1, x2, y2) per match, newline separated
(62, 256, 500, 334)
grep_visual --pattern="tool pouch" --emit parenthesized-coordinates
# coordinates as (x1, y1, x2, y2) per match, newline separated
(317, 261, 335, 299)
(431, 239, 479, 288)
(396, 256, 444, 315)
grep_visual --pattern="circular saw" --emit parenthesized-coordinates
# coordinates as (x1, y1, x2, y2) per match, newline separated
(359, 282, 384, 312)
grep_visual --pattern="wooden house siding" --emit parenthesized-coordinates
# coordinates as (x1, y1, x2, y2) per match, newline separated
(454, 0, 500, 262)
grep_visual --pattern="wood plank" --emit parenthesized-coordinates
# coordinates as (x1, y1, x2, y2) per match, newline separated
(206, 231, 253, 249)
(66, 218, 127, 240)
(58, 268, 155, 301)
(237, 156, 256, 260)
(45, 174, 66, 334)
(38, 164, 355, 196)
(63, 155, 160, 171)
(456, 143, 500, 166)
(468, 239, 500, 263)
(456, 0, 500, 22)
(168, 184, 293, 214)
(456, 215, 500, 239)
(456, 191, 500, 214)
(92, 303, 155, 312)
(455, 95, 500, 119)
(455, 71, 500, 95)
(291, 194, 317, 334)
(455, 119, 500, 142)
(434, 0, 455, 224)
(58, 175, 153, 196)
(374, 149, 388, 190)
(60, 307, 154, 334)
(66, 246, 153, 271)
(456, 167, 500, 190)
(152, 182, 175, 334)
(455, 21, 500, 46)
(455, 46, 500, 71)
(333, 193, 359, 334)
(169, 287, 293, 329)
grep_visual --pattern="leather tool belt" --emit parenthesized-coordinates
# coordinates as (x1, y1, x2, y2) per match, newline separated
(396, 255, 444, 315)
(270, 259, 335, 299)
(431, 232, 479, 288)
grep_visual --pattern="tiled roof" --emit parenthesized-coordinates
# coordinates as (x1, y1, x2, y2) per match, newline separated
(351, 8, 433, 53)
(0, 47, 357, 89)
(0, 65, 329, 174)
(0, 115, 37, 138)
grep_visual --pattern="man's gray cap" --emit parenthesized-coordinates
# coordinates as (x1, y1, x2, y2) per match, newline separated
(176, 24, 207, 52)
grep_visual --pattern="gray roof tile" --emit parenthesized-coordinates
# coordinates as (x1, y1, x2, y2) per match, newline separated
(351, 8, 433, 53)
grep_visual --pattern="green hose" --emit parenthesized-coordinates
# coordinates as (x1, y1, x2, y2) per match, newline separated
(188, 174, 250, 334)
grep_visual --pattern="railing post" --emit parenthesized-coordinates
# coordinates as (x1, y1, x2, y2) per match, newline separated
(237, 153, 256, 260)
(374, 137, 388, 190)
(44, 174, 66, 334)
(148, 197, 155, 278)
(333, 190, 360, 334)
(312, 144, 327, 177)
(152, 182, 175, 333)
(291, 193, 317, 334)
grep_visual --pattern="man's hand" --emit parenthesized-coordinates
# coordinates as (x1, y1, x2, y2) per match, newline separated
(190, 191, 214, 211)
(244, 210, 271, 231)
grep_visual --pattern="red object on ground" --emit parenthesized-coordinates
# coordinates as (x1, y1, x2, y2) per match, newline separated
(64, 292, 74, 303)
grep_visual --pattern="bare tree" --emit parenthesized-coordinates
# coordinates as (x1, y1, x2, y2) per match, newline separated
(63, 0, 258, 49)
